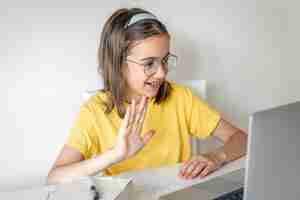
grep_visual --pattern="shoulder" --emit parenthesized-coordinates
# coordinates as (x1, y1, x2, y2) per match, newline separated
(80, 90, 108, 114)
(168, 81, 194, 100)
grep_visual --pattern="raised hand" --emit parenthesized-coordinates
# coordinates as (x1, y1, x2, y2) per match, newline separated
(113, 96, 155, 161)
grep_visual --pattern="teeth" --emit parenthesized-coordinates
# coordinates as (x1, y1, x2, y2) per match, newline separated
(146, 81, 160, 88)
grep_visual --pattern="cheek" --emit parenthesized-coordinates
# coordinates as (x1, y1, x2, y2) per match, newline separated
(125, 69, 147, 89)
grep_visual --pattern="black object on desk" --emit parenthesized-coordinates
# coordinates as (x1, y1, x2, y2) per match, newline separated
(90, 185, 102, 200)
(213, 187, 244, 200)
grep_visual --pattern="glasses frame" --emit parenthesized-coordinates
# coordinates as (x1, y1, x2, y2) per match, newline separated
(126, 53, 178, 76)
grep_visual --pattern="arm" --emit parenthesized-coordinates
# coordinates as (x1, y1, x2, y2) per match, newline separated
(208, 118, 247, 164)
(47, 145, 120, 185)
(47, 96, 154, 185)
(179, 118, 247, 179)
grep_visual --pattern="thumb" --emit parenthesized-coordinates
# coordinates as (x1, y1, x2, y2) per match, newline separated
(142, 129, 155, 144)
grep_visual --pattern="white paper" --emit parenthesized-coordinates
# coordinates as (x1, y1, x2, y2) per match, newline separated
(48, 177, 132, 200)
(0, 186, 50, 200)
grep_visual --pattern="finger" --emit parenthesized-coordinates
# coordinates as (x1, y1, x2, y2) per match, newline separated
(135, 96, 147, 122)
(180, 160, 198, 179)
(119, 105, 131, 137)
(132, 97, 148, 135)
(179, 160, 191, 177)
(190, 162, 207, 179)
(184, 161, 199, 179)
(141, 129, 155, 144)
(179, 158, 196, 175)
(134, 102, 148, 135)
(124, 104, 131, 128)
(199, 162, 215, 178)
(128, 100, 136, 129)
(139, 96, 148, 111)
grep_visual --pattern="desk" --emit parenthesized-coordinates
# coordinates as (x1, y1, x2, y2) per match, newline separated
(0, 157, 245, 200)
(116, 157, 245, 200)
(159, 169, 244, 200)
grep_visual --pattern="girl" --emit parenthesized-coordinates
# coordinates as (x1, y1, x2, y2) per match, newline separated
(47, 8, 247, 184)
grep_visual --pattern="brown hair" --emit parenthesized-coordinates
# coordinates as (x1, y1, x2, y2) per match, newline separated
(98, 8, 172, 118)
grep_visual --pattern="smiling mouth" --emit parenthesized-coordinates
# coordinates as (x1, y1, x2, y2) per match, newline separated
(145, 81, 161, 89)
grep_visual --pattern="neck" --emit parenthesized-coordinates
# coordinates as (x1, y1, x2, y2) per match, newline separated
(126, 94, 142, 104)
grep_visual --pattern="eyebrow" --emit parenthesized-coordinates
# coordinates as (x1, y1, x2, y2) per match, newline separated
(140, 52, 170, 61)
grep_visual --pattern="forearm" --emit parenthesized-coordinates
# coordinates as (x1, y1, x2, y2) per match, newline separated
(208, 130, 248, 165)
(47, 148, 120, 185)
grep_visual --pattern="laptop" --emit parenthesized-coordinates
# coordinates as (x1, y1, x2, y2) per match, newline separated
(214, 101, 300, 200)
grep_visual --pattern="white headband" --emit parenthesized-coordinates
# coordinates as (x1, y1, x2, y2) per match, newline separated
(126, 13, 158, 28)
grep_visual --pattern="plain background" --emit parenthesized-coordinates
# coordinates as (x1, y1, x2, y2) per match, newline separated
(1, 0, 299, 191)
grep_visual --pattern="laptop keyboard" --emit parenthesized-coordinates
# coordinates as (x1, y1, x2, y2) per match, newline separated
(213, 187, 244, 200)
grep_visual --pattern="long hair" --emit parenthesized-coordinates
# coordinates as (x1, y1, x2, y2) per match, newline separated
(98, 8, 172, 118)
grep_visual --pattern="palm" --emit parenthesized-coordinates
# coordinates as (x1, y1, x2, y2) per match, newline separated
(114, 96, 154, 160)
(118, 130, 144, 158)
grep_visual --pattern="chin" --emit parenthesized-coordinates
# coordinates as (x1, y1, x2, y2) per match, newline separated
(142, 84, 162, 99)
(143, 90, 158, 99)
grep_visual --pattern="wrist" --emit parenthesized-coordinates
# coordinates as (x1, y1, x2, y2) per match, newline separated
(216, 150, 228, 166)
(110, 148, 125, 164)
(207, 150, 227, 167)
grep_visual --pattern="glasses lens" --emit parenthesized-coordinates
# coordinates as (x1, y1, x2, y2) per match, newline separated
(144, 54, 177, 75)
(167, 55, 177, 71)
(145, 61, 159, 75)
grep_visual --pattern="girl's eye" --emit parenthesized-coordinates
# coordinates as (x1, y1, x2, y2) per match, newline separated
(145, 61, 155, 69)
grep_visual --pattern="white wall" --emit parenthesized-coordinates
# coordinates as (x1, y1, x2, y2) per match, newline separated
(1, 0, 299, 191)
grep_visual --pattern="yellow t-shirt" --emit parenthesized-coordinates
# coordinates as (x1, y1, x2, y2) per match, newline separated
(67, 82, 221, 176)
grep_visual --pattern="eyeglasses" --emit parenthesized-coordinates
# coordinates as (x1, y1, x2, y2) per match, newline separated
(126, 53, 177, 76)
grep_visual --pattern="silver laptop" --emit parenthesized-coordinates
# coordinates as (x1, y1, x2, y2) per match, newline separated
(244, 101, 300, 199)
(214, 101, 300, 200)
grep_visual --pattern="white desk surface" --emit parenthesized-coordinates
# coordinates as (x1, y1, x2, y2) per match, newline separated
(116, 157, 245, 199)
(0, 157, 245, 200)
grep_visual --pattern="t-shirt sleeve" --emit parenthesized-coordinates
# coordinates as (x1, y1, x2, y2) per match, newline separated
(66, 105, 96, 159)
(185, 87, 221, 139)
